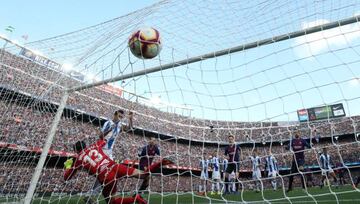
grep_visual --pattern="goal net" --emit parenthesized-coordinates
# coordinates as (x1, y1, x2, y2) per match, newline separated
(1, 0, 360, 203)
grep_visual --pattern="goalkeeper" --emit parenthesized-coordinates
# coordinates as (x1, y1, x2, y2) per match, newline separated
(84, 110, 133, 203)
(63, 138, 173, 204)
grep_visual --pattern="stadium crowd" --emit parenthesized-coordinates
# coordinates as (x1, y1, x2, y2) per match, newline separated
(1, 100, 360, 170)
(1, 45, 360, 196)
(1, 49, 360, 143)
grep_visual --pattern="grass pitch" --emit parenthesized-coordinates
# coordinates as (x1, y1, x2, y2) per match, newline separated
(1, 185, 360, 204)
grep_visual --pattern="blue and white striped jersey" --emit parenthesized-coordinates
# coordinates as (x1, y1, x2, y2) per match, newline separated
(210, 157, 220, 172)
(320, 154, 331, 170)
(250, 156, 261, 172)
(222, 159, 228, 172)
(200, 159, 209, 173)
(101, 118, 128, 151)
(265, 155, 278, 173)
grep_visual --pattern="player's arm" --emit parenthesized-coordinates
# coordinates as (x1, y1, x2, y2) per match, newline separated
(155, 145, 160, 156)
(98, 121, 113, 140)
(96, 139, 107, 148)
(285, 140, 292, 151)
(207, 160, 212, 171)
(237, 144, 242, 155)
(274, 158, 278, 171)
(63, 159, 79, 181)
(264, 158, 268, 169)
(303, 139, 311, 148)
(329, 156, 333, 167)
(122, 111, 134, 132)
(208, 159, 213, 170)
(128, 111, 133, 129)
(138, 146, 146, 160)
(99, 128, 113, 140)
(319, 155, 324, 169)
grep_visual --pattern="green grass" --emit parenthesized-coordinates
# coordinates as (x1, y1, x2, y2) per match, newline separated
(1, 185, 360, 204)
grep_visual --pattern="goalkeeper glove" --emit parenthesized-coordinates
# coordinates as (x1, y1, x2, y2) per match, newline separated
(64, 158, 73, 169)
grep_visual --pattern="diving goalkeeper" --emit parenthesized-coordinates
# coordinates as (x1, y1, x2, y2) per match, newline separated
(63, 139, 173, 204)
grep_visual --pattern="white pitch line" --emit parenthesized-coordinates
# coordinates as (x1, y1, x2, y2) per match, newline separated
(177, 199, 360, 204)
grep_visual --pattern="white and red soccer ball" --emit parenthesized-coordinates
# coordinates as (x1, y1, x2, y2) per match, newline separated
(128, 27, 162, 59)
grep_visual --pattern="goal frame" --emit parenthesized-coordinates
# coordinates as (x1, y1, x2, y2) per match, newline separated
(22, 14, 360, 203)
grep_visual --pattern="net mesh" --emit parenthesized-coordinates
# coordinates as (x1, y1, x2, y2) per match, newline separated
(1, 0, 360, 203)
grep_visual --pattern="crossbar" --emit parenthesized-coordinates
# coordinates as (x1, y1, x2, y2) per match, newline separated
(68, 15, 360, 93)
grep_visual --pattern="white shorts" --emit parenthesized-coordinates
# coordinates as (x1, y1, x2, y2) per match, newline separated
(321, 168, 334, 176)
(229, 172, 236, 181)
(268, 171, 277, 178)
(200, 171, 208, 180)
(212, 171, 221, 180)
(252, 170, 262, 180)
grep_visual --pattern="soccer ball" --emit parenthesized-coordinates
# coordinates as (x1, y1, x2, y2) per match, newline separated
(128, 27, 162, 59)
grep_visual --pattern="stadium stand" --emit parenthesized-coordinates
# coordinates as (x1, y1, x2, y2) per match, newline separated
(1, 47, 360, 195)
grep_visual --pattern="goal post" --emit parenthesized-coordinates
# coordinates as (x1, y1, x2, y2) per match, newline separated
(23, 92, 69, 204)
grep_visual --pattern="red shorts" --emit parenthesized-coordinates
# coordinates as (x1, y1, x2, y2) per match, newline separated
(100, 164, 137, 201)
(100, 164, 136, 183)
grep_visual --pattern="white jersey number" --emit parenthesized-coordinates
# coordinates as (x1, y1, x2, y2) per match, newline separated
(83, 149, 103, 167)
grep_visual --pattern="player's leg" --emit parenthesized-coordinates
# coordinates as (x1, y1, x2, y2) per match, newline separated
(270, 172, 277, 190)
(320, 170, 326, 188)
(298, 163, 306, 189)
(228, 172, 234, 193)
(236, 173, 244, 193)
(137, 164, 150, 193)
(288, 159, 305, 191)
(213, 171, 221, 194)
(271, 179, 277, 190)
(310, 176, 315, 187)
(339, 175, 344, 185)
(138, 176, 150, 192)
(198, 181, 202, 193)
(102, 179, 117, 204)
(199, 171, 205, 194)
(211, 171, 220, 194)
(252, 172, 257, 192)
(329, 170, 337, 184)
(211, 177, 215, 195)
(101, 175, 147, 204)
(116, 158, 174, 179)
(355, 176, 360, 187)
(220, 171, 224, 191)
(231, 177, 236, 193)
(223, 172, 229, 193)
(307, 177, 312, 187)
(224, 164, 234, 194)
(287, 160, 297, 192)
(204, 176, 208, 194)
(112, 195, 147, 204)
(228, 176, 234, 193)
(292, 159, 306, 189)
(216, 179, 221, 194)
(254, 170, 262, 192)
(234, 164, 240, 193)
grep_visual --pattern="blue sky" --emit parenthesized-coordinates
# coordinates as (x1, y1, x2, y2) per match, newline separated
(1, 0, 360, 123)
(0, 0, 157, 41)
